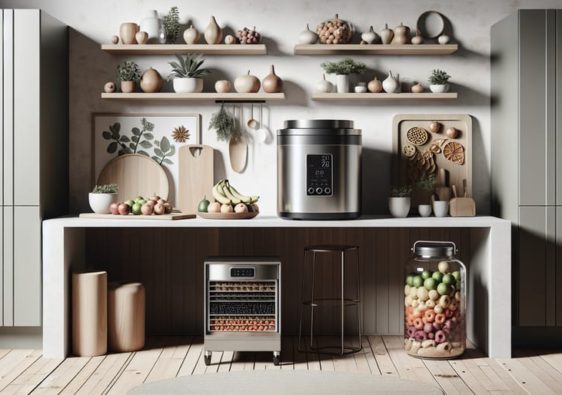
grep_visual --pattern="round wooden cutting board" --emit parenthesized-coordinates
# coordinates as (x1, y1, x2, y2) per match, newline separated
(97, 154, 169, 202)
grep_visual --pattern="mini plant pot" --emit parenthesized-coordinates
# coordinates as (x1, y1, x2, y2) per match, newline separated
(418, 204, 432, 217)
(120, 80, 136, 93)
(429, 84, 449, 93)
(336, 74, 350, 93)
(89, 193, 118, 214)
(173, 78, 203, 93)
(389, 197, 411, 218)
(432, 200, 449, 217)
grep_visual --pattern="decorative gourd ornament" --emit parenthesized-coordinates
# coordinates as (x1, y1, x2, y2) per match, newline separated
(204, 16, 222, 44)
(361, 26, 379, 44)
(438, 34, 450, 45)
(316, 74, 334, 93)
(316, 14, 353, 44)
(411, 82, 424, 93)
(380, 24, 394, 44)
(234, 70, 261, 93)
(262, 65, 283, 93)
(411, 30, 424, 45)
(392, 22, 410, 44)
(382, 71, 399, 93)
(140, 68, 163, 93)
(367, 76, 383, 93)
(298, 24, 319, 44)
(215, 80, 232, 93)
(183, 25, 200, 44)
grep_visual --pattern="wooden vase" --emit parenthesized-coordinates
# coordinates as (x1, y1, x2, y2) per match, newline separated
(108, 282, 145, 352)
(204, 16, 222, 44)
(72, 271, 107, 357)
(120, 22, 139, 44)
(262, 65, 283, 93)
(120, 80, 136, 93)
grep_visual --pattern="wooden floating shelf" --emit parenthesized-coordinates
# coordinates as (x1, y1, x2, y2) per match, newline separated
(312, 92, 458, 101)
(101, 44, 267, 55)
(294, 44, 458, 55)
(101, 92, 285, 102)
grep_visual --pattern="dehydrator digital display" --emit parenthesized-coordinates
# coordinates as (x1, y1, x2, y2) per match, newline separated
(230, 267, 255, 278)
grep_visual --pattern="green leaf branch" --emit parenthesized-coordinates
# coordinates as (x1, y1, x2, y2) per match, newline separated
(152, 136, 176, 165)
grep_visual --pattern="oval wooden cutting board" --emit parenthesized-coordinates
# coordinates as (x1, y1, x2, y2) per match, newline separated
(97, 154, 169, 202)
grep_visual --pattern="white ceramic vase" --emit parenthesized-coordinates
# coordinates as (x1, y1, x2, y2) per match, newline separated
(429, 84, 450, 93)
(89, 193, 118, 214)
(389, 197, 411, 218)
(432, 201, 449, 217)
(140, 10, 161, 43)
(418, 204, 432, 217)
(336, 74, 349, 93)
(173, 78, 204, 93)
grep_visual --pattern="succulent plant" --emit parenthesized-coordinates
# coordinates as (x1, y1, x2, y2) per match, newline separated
(428, 69, 451, 85)
(321, 58, 367, 75)
(117, 61, 141, 82)
(168, 54, 211, 80)
(92, 184, 118, 193)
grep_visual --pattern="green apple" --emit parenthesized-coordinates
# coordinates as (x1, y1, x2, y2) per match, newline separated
(132, 203, 142, 215)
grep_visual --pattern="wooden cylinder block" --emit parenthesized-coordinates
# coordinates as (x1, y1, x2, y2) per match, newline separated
(72, 271, 108, 356)
(108, 282, 145, 352)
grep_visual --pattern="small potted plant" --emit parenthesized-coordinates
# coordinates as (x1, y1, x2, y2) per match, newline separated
(162, 6, 180, 44)
(428, 69, 451, 93)
(89, 184, 118, 214)
(415, 173, 435, 217)
(117, 61, 141, 93)
(389, 184, 412, 218)
(168, 53, 211, 93)
(321, 58, 367, 93)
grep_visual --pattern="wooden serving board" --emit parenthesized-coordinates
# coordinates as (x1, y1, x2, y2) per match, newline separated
(80, 211, 195, 220)
(178, 145, 214, 213)
(197, 211, 258, 220)
(392, 114, 472, 209)
(97, 154, 170, 203)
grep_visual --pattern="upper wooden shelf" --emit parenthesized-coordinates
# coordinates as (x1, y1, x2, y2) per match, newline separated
(294, 44, 458, 55)
(101, 92, 285, 102)
(101, 44, 267, 55)
(312, 92, 457, 101)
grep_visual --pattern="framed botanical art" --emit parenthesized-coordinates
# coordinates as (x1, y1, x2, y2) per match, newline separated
(92, 113, 201, 204)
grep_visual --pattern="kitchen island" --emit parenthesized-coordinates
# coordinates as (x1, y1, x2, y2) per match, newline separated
(42, 216, 510, 358)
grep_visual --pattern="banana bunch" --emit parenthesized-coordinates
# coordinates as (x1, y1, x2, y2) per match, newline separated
(212, 180, 259, 205)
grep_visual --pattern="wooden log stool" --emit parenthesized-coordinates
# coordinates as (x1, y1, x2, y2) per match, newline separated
(108, 282, 145, 352)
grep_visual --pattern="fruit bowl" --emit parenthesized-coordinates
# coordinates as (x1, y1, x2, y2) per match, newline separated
(198, 211, 259, 220)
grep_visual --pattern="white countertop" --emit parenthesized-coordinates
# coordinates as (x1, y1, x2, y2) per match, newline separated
(44, 215, 510, 228)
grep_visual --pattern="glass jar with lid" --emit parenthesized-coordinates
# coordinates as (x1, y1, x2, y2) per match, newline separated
(404, 241, 466, 358)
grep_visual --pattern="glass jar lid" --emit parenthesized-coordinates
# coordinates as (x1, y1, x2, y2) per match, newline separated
(412, 241, 458, 259)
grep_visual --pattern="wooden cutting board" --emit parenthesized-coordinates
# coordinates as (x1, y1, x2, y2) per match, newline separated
(97, 154, 169, 203)
(178, 145, 214, 213)
(79, 211, 195, 220)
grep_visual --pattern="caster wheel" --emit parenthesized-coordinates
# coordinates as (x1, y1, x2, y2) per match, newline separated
(204, 354, 211, 366)
(273, 354, 280, 366)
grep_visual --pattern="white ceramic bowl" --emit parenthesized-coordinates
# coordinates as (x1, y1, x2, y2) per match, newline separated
(173, 78, 203, 93)
(89, 193, 118, 214)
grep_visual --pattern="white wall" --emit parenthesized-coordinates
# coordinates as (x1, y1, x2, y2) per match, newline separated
(3, 0, 561, 215)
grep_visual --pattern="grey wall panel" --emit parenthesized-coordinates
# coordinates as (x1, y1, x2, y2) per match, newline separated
(519, 10, 551, 205)
(545, 10, 556, 206)
(2, 206, 13, 326)
(3, 10, 13, 206)
(557, 11, 562, 206)
(557, 208, 562, 326)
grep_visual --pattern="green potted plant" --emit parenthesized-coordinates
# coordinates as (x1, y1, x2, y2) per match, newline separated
(415, 173, 435, 217)
(168, 53, 211, 93)
(428, 69, 451, 93)
(321, 58, 367, 93)
(117, 61, 141, 93)
(162, 6, 180, 44)
(89, 184, 118, 214)
(389, 184, 412, 218)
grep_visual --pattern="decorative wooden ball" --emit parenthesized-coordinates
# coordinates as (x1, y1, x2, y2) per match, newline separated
(104, 81, 116, 93)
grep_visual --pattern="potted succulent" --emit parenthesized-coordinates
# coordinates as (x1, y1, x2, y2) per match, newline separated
(428, 69, 451, 93)
(415, 173, 435, 217)
(117, 61, 141, 93)
(389, 184, 412, 218)
(168, 53, 211, 93)
(321, 58, 367, 93)
(89, 184, 118, 214)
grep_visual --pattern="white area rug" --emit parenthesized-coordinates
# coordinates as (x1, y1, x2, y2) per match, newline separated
(128, 371, 443, 394)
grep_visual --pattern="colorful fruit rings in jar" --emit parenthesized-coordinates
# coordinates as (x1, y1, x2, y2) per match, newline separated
(404, 241, 466, 358)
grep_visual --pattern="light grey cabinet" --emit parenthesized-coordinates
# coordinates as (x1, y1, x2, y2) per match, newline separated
(492, 10, 562, 338)
(0, 9, 68, 327)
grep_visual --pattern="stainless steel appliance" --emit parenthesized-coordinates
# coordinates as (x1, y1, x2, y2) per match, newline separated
(204, 258, 281, 365)
(277, 120, 362, 220)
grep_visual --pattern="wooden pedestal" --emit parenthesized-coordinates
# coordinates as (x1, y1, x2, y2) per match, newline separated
(108, 282, 145, 352)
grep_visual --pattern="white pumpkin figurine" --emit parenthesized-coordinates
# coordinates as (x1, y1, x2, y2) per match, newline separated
(215, 80, 232, 93)
(411, 30, 424, 45)
(361, 26, 379, 44)
(438, 34, 450, 45)
(316, 74, 334, 93)
(382, 71, 400, 93)
(234, 70, 261, 93)
(298, 24, 319, 45)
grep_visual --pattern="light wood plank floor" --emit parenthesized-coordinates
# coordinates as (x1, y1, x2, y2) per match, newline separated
(0, 336, 561, 394)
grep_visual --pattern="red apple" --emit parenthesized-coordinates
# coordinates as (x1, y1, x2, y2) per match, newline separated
(109, 202, 119, 215)
(118, 203, 130, 215)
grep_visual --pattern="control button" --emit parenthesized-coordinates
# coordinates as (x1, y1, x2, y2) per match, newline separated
(307, 187, 315, 195)
(315, 187, 323, 195)
(324, 187, 332, 195)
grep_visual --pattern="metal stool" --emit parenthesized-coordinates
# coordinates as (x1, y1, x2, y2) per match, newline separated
(298, 245, 362, 356)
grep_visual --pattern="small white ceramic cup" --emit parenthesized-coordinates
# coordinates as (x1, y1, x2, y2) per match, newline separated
(418, 204, 432, 217)
(432, 201, 449, 217)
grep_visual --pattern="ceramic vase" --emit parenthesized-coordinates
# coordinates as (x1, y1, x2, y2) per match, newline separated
(89, 193, 118, 214)
(432, 201, 449, 217)
(429, 84, 450, 93)
(336, 74, 349, 93)
(135, 31, 148, 45)
(298, 24, 318, 44)
(183, 25, 200, 44)
(173, 78, 203, 93)
(262, 65, 283, 93)
(140, 10, 161, 43)
(204, 16, 222, 44)
(389, 197, 410, 218)
(119, 23, 139, 44)
(383, 71, 399, 93)
(140, 68, 163, 93)
(418, 204, 432, 217)
(120, 81, 136, 93)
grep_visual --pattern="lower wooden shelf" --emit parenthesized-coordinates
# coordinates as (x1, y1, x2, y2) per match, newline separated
(100, 92, 286, 102)
(312, 92, 458, 101)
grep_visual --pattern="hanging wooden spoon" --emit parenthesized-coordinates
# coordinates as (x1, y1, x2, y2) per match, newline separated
(247, 103, 258, 130)
(229, 105, 248, 173)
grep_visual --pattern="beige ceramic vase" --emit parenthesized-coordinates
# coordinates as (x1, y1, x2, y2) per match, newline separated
(120, 80, 136, 93)
(204, 16, 222, 44)
(135, 31, 148, 44)
(140, 68, 163, 93)
(183, 25, 200, 44)
(262, 65, 283, 93)
(120, 22, 139, 44)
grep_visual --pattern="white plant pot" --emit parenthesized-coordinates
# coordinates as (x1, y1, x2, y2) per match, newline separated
(140, 10, 161, 43)
(429, 84, 450, 93)
(389, 197, 411, 218)
(418, 204, 432, 217)
(173, 78, 204, 93)
(89, 193, 118, 214)
(336, 74, 350, 93)
(432, 200, 449, 217)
